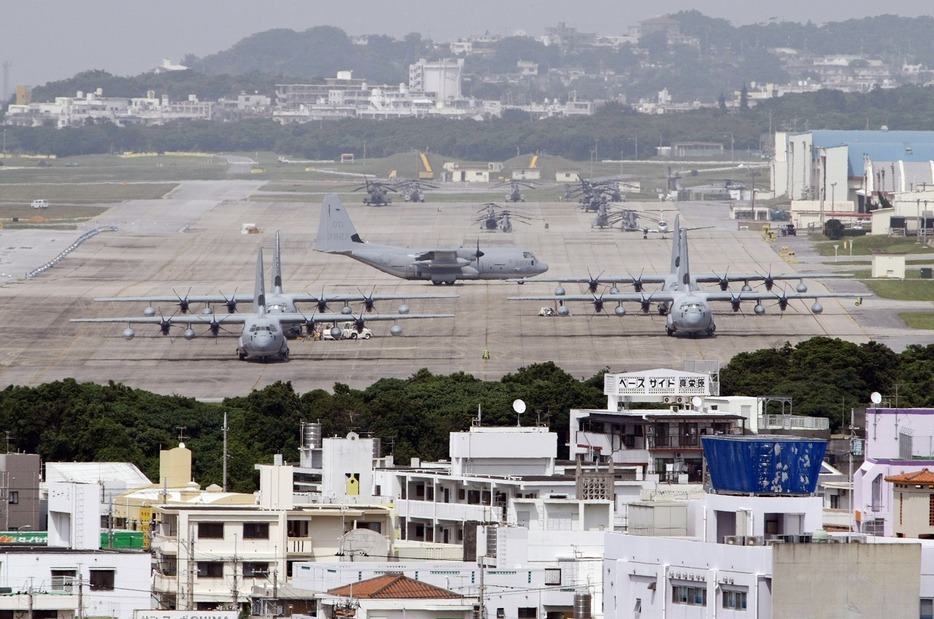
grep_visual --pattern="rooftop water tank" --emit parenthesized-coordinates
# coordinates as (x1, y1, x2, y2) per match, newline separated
(702, 435, 827, 495)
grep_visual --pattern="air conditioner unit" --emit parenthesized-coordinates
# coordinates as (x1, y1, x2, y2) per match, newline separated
(746, 536, 763, 546)
(663, 397, 671, 403)
(724, 535, 739, 545)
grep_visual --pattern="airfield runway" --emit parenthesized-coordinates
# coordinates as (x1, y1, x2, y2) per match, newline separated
(0, 179, 916, 398)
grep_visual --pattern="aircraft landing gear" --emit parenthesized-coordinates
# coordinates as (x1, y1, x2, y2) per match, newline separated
(666, 326, 675, 336)
(238, 350, 246, 360)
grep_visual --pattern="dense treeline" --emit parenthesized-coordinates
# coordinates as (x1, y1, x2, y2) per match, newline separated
(3, 338, 934, 492)
(7, 84, 934, 161)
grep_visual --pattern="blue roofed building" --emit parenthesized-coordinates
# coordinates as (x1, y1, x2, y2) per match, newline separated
(772, 130, 934, 232)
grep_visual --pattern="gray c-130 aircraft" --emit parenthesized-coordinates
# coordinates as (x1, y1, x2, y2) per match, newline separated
(510, 215, 868, 337)
(73, 246, 455, 361)
(314, 194, 548, 285)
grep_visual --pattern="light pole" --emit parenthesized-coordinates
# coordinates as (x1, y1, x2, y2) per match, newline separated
(725, 133, 734, 162)
(1, 128, 5, 155)
(830, 182, 837, 209)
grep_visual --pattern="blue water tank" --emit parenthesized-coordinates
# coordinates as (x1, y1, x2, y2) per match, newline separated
(702, 435, 827, 495)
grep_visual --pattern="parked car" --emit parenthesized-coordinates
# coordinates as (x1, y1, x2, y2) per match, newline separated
(321, 321, 373, 340)
(31, 199, 49, 209)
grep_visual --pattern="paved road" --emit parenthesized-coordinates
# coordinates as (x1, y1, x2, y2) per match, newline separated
(0, 182, 922, 398)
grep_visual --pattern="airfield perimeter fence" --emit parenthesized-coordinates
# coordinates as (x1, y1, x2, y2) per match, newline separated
(25, 226, 118, 279)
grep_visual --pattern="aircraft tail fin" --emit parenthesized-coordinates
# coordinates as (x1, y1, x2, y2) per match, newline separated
(315, 194, 364, 253)
(273, 231, 283, 294)
(678, 223, 691, 289)
(669, 214, 681, 274)
(255, 247, 266, 316)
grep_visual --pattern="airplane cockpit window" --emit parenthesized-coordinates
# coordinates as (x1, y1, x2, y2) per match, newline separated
(523, 252, 535, 259)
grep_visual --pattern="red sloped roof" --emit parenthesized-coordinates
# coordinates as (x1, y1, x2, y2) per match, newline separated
(885, 468, 934, 484)
(327, 573, 461, 599)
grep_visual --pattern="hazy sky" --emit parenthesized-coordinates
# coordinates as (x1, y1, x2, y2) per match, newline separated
(3, 1, 932, 88)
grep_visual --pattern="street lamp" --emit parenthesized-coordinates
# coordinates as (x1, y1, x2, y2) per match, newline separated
(725, 133, 734, 162)
(830, 182, 837, 209)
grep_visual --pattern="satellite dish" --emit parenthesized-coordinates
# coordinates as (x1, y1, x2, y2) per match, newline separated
(512, 399, 527, 414)
(870, 392, 882, 404)
(691, 396, 702, 409)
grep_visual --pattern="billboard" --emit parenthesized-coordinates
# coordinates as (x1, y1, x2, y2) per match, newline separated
(702, 435, 827, 495)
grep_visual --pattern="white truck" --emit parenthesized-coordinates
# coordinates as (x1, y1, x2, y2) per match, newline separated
(31, 199, 49, 209)
(321, 321, 373, 340)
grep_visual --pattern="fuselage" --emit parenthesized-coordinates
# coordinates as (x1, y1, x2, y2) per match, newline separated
(237, 317, 289, 360)
(339, 244, 548, 284)
(665, 293, 715, 336)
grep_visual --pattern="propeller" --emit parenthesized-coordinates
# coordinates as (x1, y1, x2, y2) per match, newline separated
(628, 269, 645, 292)
(353, 313, 367, 334)
(359, 287, 377, 312)
(586, 269, 605, 294)
(715, 271, 730, 291)
(639, 293, 653, 314)
(591, 293, 606, 314)
(173, 287, 192, 314)
(220, 288, 239, 313)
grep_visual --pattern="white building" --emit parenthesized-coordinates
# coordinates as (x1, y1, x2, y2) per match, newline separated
(0, 481, 151, 619)
(854, 406, 934, 537)
(408, 58, 464, 101)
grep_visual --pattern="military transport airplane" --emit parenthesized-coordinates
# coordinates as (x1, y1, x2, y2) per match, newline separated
(94, 231, 455, 320)
(72, 248, 455, 361)
(314, 194, 548, 285)
(509, 216, 868, 337)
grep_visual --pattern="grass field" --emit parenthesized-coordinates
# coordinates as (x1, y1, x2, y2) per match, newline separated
(862, 278, 934, 301)
(813, 235, 934, 256)
(900, 313, 934, 329)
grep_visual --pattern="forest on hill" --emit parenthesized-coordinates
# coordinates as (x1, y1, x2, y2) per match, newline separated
(2, 337, 931, 492)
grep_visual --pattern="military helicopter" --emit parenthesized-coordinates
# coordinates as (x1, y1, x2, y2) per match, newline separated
(395, 179, 439, 203)
(496, 180, 535, 203)
(353, 177, 397, 206)
(564, 176, 625, 212)
(475, 203, 533, 233)
(591, 203, 640, 231)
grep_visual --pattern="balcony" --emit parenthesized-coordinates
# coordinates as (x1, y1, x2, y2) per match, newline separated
(396, 499, 501, 523)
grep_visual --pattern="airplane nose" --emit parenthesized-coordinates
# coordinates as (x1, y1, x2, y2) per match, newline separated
(537, 261, 549, 274)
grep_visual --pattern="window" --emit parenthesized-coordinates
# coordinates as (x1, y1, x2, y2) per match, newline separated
(928, 494, 934, 527)
(50, 569, 76, 592)
(287, 520, 309, 538)
(197, 562, 224, 578)
(722, 589, 747, 610)
(89, 569, 115, 591)
(243, 562, 270, 577)
(671, 585, 706, 606)
(198, 522, 224, 539)
(518, 609, 536, 619)
(243, 522, 270, 539)
(544, 568, 562, 585)
(921, 598, 933, 619)
(8, 491, 18, 505)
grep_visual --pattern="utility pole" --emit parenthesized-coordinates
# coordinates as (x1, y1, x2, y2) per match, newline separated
(222, 412, 228, 492)
(76, 564, 84, 619)
(187, 528, 195, 610)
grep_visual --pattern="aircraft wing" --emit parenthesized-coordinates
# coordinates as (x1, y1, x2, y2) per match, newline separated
(72, 312, 455, 328)
(701, 291, 869, 303)
(693, 272, 852, 286)
(71, 314, 250, 326)
(94, 294, 253, 305)
(287, 293, 457, 303)
(511, 275, 669, 286)
(509, 292, 678, 304)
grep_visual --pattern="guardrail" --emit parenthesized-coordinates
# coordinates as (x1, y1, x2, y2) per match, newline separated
(26, 226, 118, 279)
